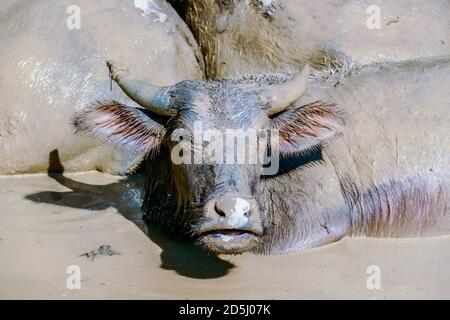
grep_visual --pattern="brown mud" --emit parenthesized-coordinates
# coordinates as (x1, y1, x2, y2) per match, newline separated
(1, 170, 449, 299)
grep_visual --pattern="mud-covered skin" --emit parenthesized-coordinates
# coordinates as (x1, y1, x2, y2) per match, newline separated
(144, 61, 450, 253)
(146, 58, 450, 254)
(0, 0, 203, 175)
(75, 57, 450, 254)
(179, 0, 450, 79)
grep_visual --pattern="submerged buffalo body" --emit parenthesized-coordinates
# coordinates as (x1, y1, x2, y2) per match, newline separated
(74, 57, 450, 254)
(178, 0, 450, 78)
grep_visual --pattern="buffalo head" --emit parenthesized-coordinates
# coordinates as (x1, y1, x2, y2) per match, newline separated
(73, 61, 344, 254)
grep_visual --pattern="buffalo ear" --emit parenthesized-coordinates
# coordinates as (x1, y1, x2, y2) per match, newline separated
(73, 101, 165, 156)
(270, 101, 345, 155)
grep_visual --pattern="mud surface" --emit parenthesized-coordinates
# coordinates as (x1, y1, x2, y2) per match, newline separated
(0, 172, 448, 299)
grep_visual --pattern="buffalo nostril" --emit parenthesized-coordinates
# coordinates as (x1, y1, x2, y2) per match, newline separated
(236, 198, 251, 217)
(214, 197, 251, 218)
(214, 203, 226, 217)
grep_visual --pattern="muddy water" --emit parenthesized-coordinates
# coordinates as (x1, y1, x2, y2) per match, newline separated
(0, 172, 449, 299)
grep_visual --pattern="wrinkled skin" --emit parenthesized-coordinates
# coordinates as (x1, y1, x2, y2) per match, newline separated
(177, 0, 450, 78)
(74, 57, 450, 254)
(0, 0, 203, 174)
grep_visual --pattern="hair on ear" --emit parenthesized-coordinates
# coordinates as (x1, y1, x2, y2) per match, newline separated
(72, 100, 165, 156)
(270, 100, 346, 155)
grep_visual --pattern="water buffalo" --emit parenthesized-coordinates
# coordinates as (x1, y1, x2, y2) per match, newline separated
(175, 0, 450, 78)
(73, 56, 449, 254)
(0, 0, 203, 174)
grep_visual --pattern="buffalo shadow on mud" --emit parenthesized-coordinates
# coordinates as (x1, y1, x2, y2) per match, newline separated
(25, 148, 324, 277)
(25, 149, 235, 279)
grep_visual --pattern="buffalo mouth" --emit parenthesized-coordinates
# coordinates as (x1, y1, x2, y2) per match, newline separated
(197, 228, 261, 254)
(201, 229, 258, 237)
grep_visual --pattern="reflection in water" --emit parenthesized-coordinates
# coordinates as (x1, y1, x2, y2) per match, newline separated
(26, 149, 234, 279)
